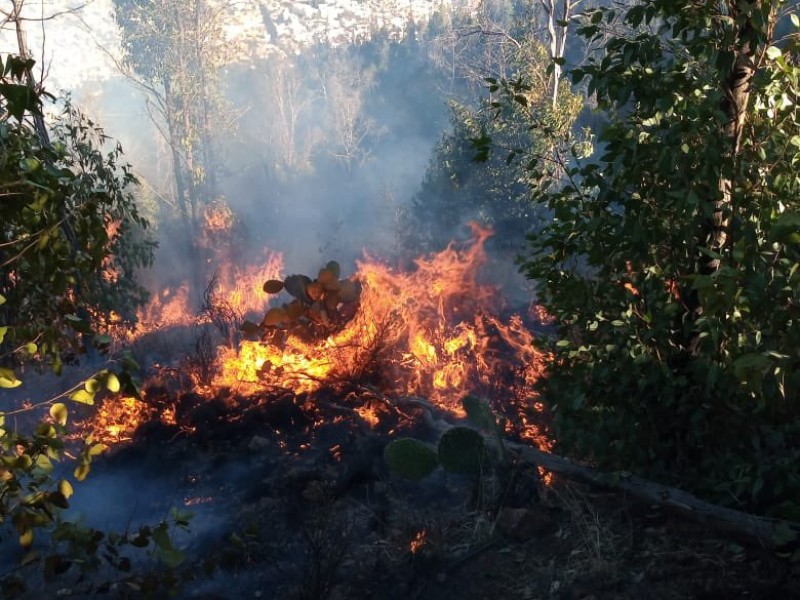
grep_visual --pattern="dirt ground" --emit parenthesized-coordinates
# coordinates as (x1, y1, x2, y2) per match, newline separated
(123, 390, 800, 600)
(5, 386, 799, 599)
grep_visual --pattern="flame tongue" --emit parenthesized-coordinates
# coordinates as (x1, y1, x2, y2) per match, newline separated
(84, 223, 550, 452)
(216, 224, 546, 416)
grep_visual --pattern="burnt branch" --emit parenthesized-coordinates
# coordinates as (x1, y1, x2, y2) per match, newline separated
(201, 272, 243, 349)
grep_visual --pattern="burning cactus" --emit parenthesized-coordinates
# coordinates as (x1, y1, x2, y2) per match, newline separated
(242, 260, 361, 335)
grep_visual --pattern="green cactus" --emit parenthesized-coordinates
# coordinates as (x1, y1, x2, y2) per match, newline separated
(383, 438, 439, 481)
(384, 396, 511, 481)
(437, 427, 489, 475)
(462, 395, 506, 461)
(385, 426, 492, 480)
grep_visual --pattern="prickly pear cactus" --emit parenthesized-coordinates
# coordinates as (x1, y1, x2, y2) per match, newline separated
(462, 395, 497, 430)
(437, 427, 488, 475)
(242, 260, 361, 336)
(383, 438, 439, 481)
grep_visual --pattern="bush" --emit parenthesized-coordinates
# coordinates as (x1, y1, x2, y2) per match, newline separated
(519, 1, 800, 516)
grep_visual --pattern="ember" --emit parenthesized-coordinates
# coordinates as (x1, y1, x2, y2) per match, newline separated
(409, 529, 426, 554)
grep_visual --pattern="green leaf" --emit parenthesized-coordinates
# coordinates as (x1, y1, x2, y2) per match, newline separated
(325, 261, 341, 279)
(88, 443, 108, 457)
(74, 462, 90, 481)
(19, 529, 34, 547)
(58, 479, 74, 499)
(64, 314, 91, 334)
(93, 334, 113, 347)
(48, 491, 69, 509)
(766, 46, 782, 60)
(0, 293, 5, 306)
(106, 373, 121, 393)
(152, 525, 169, 548)
(283, 274, 312, 302)
(50, 402, 68, 426)
(118, 371, 141, 399)
(158, 546, 185, 569)
(262, 279, 284, 294)
(0, 326, 7, 344)
(770, 212, 800, 243)
(35, 453, 53, 472)
(0, 366, 22, 388)
(262, 307, 288, 327)
(117, 354, 138, 376)
(69, 389, 95, 405)
(0, 82, 35, 120)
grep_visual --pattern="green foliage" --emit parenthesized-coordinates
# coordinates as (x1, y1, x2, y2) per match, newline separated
(519, 0, 800, 514)
(2, 510, 193, 598)
(0, 56, 154, 367)
(0, 406, 78, 548)
(402, 40, 581, 254)
(113, 0, 225, 234)
(0, 52, 174, 590)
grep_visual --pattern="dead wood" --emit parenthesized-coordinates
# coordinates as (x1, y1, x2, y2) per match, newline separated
(392, 394, 800, 550)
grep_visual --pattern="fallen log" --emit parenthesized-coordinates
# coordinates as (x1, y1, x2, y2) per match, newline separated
(392, 393, 800, 550)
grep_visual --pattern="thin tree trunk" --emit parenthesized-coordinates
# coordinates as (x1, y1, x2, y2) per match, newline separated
(708, 9, 758, 271)
(541, 0, 572, 109)
(164, 77, 194, 241)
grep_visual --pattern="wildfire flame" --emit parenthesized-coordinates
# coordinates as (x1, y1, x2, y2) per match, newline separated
(409, 529, 426, 554)
(86, 396, 155, 444)
(82, 222, 551, 455)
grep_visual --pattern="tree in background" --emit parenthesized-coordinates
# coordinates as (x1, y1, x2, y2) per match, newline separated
(318, 48, 381, 170)
(113, 0, 228, 241)
(403, 39, 581, 255)
(537, 0, 578, 107)
(522, 0, 800, 516)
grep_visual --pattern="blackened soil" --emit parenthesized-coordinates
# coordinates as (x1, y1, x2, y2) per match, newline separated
(9, 386, 800, 600)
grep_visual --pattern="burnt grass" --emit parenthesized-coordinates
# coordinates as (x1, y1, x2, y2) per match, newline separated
(48, 384, 800, 600)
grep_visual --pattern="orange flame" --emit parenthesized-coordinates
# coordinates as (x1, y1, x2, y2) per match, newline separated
(84, 223, 551, 456)
(85, 396, 154, 444)
(410, 529, 426, 554)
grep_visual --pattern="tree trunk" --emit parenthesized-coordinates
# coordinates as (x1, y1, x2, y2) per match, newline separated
(164, 77, 194, 241)
(541, 0, 571, 109)
(708, 9, 758, 271)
